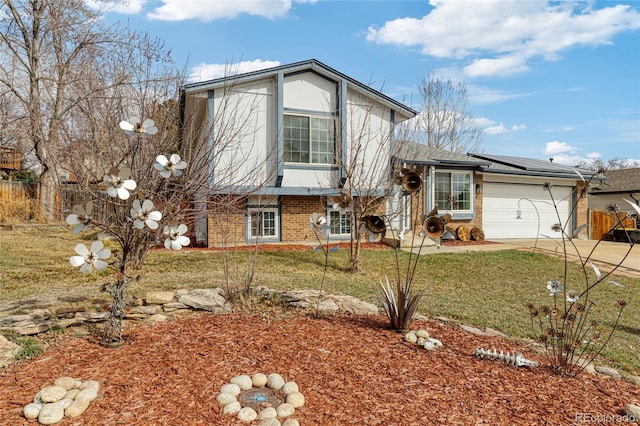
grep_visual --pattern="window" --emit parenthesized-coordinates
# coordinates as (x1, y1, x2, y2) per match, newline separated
(248, 209, 278, 239)
(284, 114, 335, 164)
(329, 210, 351, 236)
(434, 171, 472, 211)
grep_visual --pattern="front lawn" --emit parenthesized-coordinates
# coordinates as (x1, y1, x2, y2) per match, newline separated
(1, 225, 638, 374)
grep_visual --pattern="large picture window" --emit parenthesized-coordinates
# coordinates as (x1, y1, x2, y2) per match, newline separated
(248, 208, 278, 240)
(434, 171, 472, 211)
(284, 114, 335, 164)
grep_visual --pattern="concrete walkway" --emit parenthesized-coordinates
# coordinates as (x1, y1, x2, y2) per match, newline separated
(411, 238, 640, 278)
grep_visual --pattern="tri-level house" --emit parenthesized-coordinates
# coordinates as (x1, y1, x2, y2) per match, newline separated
(180, 59, 597, 246)
(180, 59, 417, 246)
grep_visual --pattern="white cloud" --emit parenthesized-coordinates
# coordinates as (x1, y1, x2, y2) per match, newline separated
(85, 0, 145, 14)
(543, 141, 604, 166)
(188, 59, 281, 82)
(479, 118, 526, 135)
(147, 0, 306, 21)
(468, 84, 534, 105)
(366, 1, 640, 78)
(544, 141, 577, 156)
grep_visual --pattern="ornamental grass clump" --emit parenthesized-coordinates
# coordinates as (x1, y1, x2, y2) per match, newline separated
(525, 173, 638, 376)
(65, 116, 191, 346)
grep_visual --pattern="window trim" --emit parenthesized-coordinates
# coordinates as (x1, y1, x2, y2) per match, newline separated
(246, 207, 280, 241)
(283, 113, 336, 165)
(327, 208, 351, 238)
(432, 169, 474, 215)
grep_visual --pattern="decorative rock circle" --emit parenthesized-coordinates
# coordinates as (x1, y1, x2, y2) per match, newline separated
(23, 378, 99, 424)
(217, 373, 304, 424)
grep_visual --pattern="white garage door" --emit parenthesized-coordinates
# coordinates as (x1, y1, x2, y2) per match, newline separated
(482, 182, 572, 239)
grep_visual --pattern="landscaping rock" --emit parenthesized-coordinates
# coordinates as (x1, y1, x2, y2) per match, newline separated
(145, 291, 176, 304)
(286, 391, 305, 408)
(223, 401, 241, 415)
(282, 419, 300, 426)
(0, 335, 21, 367)
(252, 373, 268, 387)
(177, 289, 231, 313)
(594, 365, 621, 380)
(216, 392, 237, 406)
(267, 373, 285, 390)
(281, 381, 299, 395)
(23, 402, 42, 419)
(258, 417, 281, 426)
(220, 383, 241, 396)
(37, 403, 65, 425)
(258, 407, 278, 419)
(40, 386, 67, 403)
(230, 375, 253, 391)
(404, 331, 418, 344)
(54, 377, 77, 391)
(625, 404, 640, 420)
(276, 403, 295, 418)
(237, 406, 258, 422)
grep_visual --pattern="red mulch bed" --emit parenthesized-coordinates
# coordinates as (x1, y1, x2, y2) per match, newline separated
(1, 312, 638, 425)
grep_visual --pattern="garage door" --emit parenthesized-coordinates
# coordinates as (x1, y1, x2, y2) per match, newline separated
(482, 182, 571, 239)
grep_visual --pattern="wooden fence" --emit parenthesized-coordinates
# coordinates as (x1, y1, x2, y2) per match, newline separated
(590, 209, 636, 240)
(0, 180, 38, 222)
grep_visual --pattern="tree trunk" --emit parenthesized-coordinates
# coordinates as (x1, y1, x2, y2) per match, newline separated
(38, 167, 57, 221)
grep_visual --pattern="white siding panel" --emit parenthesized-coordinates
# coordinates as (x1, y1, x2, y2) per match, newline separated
(212, 79, 275, 187)
(284, 72, 336, 112)
(483, 182, 571, 239)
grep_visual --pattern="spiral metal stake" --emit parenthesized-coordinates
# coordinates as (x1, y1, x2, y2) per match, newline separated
(474, 348, 539, 367)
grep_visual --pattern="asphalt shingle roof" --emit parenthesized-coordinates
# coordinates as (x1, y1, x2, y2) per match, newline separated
(589, 168, 640, 194)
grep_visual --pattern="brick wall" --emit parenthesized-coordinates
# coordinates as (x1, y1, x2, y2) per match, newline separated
(280, 195, 326, 242)
(575, 180, 589, 238)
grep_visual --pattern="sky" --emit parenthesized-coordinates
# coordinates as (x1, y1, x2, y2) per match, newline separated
(99, 0, 640, 166)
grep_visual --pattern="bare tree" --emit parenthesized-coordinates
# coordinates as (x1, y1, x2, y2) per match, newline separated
(405, 70, 482, 154)
(337, 89, 415, 273)
(577, 157, 640, 171)
(0, 0, 169, 220)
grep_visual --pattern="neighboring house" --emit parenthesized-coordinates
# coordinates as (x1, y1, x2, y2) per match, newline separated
(589, 168, 640, 212)
(588, 168, 640, 237)
(394, 141, 596, 240)
(180, 59, 417, 246)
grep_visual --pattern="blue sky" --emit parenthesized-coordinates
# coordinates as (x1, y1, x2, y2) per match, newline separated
(99, 0, 640, 166)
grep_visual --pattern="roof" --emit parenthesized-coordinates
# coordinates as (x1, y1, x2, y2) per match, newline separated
(394, 140, 489, 168)
(469, 153, 596, 179)
(394, 143, 596, 180)
(182, 59, 417, 119)
(589, 168, 640, 194)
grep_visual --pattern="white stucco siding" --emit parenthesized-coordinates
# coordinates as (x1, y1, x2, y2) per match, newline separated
(212, 78, 276, 187)
(345, 90, 393, 192)
(283, 72, 337, 113)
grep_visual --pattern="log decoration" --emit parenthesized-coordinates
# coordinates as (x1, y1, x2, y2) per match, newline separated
(470, 226, 485, 241)
(456, 225, 470, 241)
